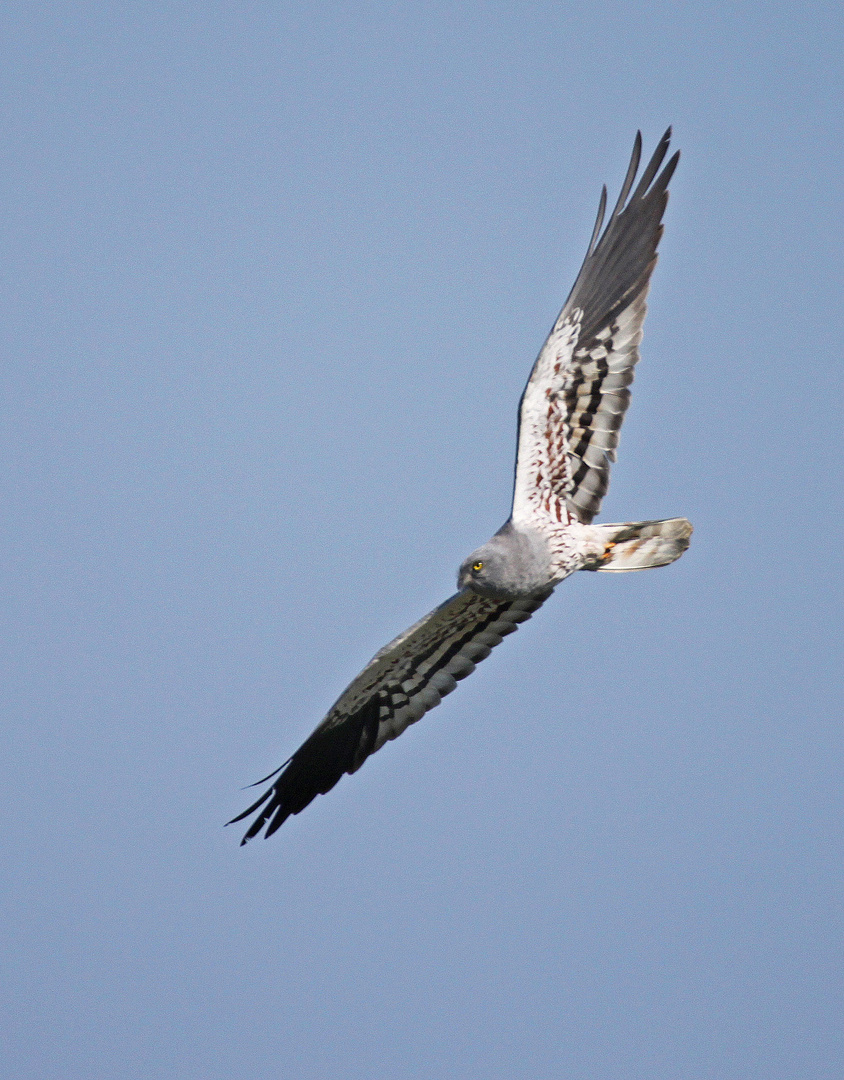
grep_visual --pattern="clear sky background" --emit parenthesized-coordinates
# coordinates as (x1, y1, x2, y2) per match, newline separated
(2, 3, 843, 1079)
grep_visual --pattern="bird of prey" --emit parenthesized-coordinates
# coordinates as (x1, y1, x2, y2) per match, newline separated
(230, 129, 691, 844)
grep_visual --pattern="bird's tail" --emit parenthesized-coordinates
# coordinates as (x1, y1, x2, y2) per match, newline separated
(583, 518, 692, 572)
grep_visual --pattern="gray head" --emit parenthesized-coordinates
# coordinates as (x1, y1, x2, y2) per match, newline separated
(457, 521, 553, 600)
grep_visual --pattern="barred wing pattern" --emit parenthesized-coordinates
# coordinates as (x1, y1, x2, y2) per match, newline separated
(512, 129, 679, 527)
(230, 588, 551, 842)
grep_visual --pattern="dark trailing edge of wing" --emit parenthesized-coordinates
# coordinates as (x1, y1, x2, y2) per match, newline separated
(228, 588, 552, 843)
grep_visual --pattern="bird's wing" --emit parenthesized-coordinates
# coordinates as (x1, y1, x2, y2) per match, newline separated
(511, 129, 679, 527)
(229, 586, 551, 842)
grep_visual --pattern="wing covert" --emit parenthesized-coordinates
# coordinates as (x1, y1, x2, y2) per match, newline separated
(512, 129, 679, 526)
(229, 587, 551, 842)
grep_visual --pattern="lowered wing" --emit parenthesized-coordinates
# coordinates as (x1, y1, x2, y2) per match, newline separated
(229, 587, 551, 842)
(512, 129, 679, 527)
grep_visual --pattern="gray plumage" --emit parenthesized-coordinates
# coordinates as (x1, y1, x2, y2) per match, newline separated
(229, 130, 691, 843)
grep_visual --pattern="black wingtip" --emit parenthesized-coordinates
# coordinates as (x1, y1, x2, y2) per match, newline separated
(242, 759, 289, 790)
(225, 759, 292, 844)
(586, 184, 608, 257)
(659, 148, 681, 191)
(629, 128, 676, 203)
(226, 787, 274, 827)
(264, 809, 289, 839)
(611, 132, 643, 220)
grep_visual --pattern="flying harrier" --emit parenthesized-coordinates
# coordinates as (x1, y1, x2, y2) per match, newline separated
(230, 129, 691, 843)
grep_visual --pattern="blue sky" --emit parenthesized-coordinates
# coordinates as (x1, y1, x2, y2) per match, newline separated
(2, 3, 843, 1078)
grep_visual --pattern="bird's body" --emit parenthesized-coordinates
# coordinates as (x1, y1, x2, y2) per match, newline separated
(230, 130, 691, 843)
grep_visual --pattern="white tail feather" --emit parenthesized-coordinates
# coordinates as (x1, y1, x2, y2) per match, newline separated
(583, 517, 692, 572)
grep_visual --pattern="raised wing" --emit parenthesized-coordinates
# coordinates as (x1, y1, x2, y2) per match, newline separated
(512, 129, 679, 527)
(229, 587, 551, 842)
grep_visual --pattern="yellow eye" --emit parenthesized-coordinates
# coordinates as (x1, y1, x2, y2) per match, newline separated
(472, 561, 484, 572)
